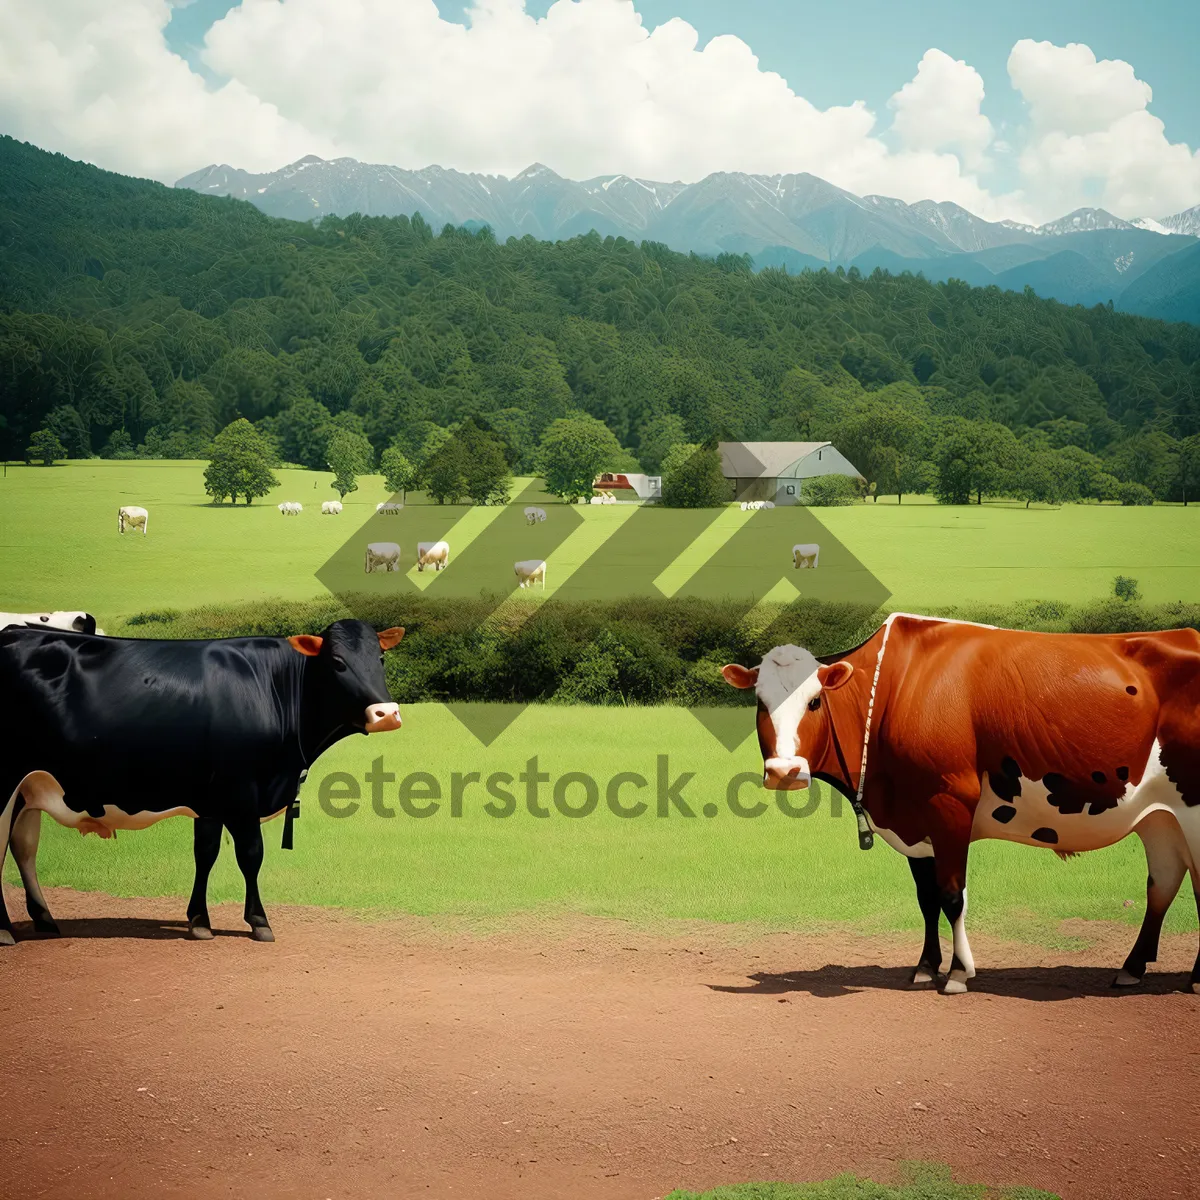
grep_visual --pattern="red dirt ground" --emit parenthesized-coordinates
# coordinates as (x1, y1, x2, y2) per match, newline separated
(1, 887, 1198, 1200)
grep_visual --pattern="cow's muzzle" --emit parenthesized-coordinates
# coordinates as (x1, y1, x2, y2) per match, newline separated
(763, 756, 811, 790)
(364, 702, 402, 733)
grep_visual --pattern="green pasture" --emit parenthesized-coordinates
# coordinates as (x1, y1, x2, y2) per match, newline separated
(667, 1160, 1058, 1199)
(3, 460, 1200, 624)
(8, 704, 1187, 942)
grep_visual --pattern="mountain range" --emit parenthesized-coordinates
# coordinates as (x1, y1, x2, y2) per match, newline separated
(176, 156, 1200, 324)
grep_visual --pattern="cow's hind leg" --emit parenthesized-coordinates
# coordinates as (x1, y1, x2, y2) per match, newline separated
(10, 806, 58, 934)
(187, 816, 222, 940)
(227, 818, 273, 942)
(907, 856, 942, 987)
(1114, 812, 1187, 987)
(0, 787, 21, 945)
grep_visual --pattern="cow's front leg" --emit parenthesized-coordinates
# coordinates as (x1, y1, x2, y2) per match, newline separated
(929, 798, 974, 994)
(10, 806, 58, 934)
(228, 818, 273, 941)
(187, 816, 222, 940)
(906, 855, 946, 987)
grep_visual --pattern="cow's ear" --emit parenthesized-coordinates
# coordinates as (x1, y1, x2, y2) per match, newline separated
(377, 627, 405, 651)
(287, 634, 324, 657)
(816, 661, 853, 690)
(721, 663, 759, 689)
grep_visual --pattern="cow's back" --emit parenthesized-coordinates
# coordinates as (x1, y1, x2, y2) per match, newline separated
(877, 618, 1164, 809)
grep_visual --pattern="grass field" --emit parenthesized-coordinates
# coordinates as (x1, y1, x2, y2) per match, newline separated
(3, 460, 1200, 623)
(8, 703, 1190, 941)
(5, 459, 1200, 942)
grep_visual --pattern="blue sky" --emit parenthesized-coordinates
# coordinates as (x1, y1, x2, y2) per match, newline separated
(166, 0, 1200, 150)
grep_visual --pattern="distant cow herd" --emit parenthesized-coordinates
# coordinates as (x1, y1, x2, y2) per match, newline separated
(114, 498, 822, 579)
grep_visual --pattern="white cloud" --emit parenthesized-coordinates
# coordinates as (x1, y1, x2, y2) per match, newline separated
(1008, 39, 1200, 220)
(0, 1, 1196, 226)
(889, 49, 993, 169)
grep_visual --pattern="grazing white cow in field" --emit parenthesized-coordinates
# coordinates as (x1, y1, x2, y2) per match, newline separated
(376, 502, 403, 515)
(524, 507, 547, 525)
(321, 501, 343, 515)
(417, 541, 450, 572)
(277, 502, 303, 516)
(365, 542, 402, 573)
(118, 506, 149, 535)
(0, 611, 103, 636)
(514, 559, 547, 590)
(792, 543, 820, 569)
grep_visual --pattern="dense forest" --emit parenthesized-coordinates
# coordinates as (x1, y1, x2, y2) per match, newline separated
(3, 136, 1200, 502)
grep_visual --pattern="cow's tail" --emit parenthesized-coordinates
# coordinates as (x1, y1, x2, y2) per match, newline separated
(1055, 849, 1081, 861)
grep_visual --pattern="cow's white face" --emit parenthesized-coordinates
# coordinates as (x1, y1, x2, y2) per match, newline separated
(722, 644, 855, 790)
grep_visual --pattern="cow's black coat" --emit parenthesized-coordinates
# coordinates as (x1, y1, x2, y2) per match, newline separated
(0, 619, 403, 942)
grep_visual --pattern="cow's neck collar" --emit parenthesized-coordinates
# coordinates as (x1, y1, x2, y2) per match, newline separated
(815, 619, 895, 849)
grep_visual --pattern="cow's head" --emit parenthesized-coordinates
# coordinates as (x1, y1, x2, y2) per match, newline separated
(722, 644, 854, 790)
(288, 620, 405, 733)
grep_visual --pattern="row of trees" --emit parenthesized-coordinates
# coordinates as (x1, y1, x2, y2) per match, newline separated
(4, 135, 1200, 502)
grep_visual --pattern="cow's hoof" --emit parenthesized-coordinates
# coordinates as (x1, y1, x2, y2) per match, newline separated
(942, 976, 969, 995)
(1190, 980, 1200, 995)
(250, 925, 275, 943)
(0, 929, 16, 947)
(188, 921, 214, 941)
(909, 967, 938, 989)
(32, 918, 61, 936)
(1112, 969, 1142, 988)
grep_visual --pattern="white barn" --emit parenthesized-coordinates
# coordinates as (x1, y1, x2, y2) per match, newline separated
(718, 441, 862, 506)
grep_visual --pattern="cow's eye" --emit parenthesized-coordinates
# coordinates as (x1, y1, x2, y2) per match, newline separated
(332, 656, 348, 673)
(807, 696, 821, 711)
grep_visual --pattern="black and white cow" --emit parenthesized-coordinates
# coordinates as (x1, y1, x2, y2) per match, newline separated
(0, 619, 404, 944)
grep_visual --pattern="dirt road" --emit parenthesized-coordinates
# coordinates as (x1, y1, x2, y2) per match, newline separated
(2, 888, 1197, 1199)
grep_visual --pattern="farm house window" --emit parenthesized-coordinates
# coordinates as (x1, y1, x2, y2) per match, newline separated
(786, 484, 795, 495)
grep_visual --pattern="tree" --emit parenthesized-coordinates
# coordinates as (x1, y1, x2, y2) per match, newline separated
(801, 474, 859, 506)
(1116, 481, 1154, 507)
(423, 437, 468, 504)
(25, 428, 67, 465)
(45, 405, 90, 458)
(1178, 434, 1200, 507)
(380, 445, 417, 503)
(660, 443, 730, 508)
(637, 413, 688, 474)
(273, 394, 332, 469)
(1016, 452, 1068, 508)
(1113, 576, 1142, 602)
(327, 428, 373, 500)
(458, 421, 512, 505)
(933, 419, 1021, 505)
(100, 428, 136, 459)
(836, 387, 932, 503)
(203, 418, 279, 505)
(537, 412, 627, 503)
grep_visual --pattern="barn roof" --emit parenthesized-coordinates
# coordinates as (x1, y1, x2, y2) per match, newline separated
(718, 441, 832, 478)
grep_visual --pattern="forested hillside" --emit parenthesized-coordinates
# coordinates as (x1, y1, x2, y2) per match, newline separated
(2, 136, 1199, 501)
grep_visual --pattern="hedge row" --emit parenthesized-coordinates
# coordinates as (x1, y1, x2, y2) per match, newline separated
(112, 595, 1200, 708)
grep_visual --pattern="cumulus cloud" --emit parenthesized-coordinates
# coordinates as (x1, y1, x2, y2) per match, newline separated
(1007, 39, 1200, 220)
(0, 1, 1196, 225)
(889, 49, 993, 170)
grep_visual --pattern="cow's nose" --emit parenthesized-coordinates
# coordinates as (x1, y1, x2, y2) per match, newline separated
(364, 701, 402, 732)
(762, 757, 811, 790)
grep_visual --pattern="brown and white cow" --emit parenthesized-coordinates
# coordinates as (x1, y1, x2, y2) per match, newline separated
(724, 613, 1200, 995)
